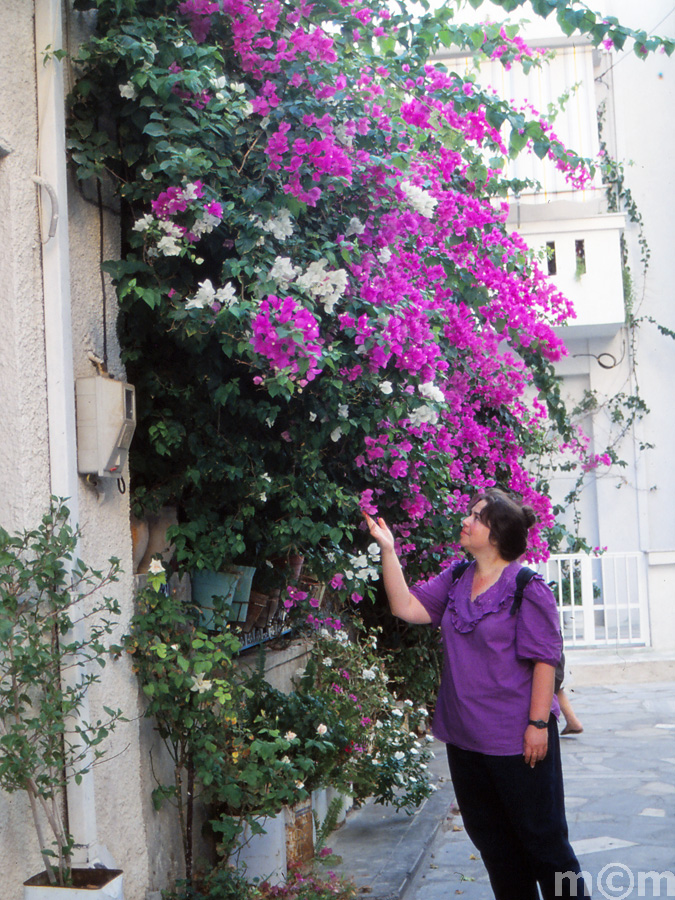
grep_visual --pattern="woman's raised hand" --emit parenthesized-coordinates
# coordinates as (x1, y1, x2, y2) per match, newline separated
(363, 512, 396, 554)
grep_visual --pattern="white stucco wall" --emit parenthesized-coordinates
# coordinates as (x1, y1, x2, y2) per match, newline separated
(0, 3, 183, 897)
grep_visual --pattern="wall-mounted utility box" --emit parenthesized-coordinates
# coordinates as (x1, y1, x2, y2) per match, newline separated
(76, 376, 136, 477)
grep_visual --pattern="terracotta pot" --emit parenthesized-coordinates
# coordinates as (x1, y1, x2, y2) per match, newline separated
(129, 515, 149, 574)
(243, 589, 269, 632)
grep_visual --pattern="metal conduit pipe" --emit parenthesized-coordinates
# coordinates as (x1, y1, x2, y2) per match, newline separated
(34, 0, 101, 866)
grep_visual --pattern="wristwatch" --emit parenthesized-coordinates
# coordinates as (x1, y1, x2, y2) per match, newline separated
(528, 719, 549, 729)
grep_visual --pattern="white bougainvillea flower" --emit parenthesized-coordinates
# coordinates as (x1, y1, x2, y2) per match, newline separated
(132, 213, 154, 232)
(330, 427, 343, 442)
(378, 247, 392, 264)
(118, 81, 137, 100)
(215, 282, 237, 306)
(269, 256, 301, 284)
(419, 381, 445, 403)
(185, 279, 217, 310)
(148, 558, 164, 575)
(345, 216, 365, 237)
(262, 208, 294, 240)
(379, 381, 393, 395)
(156, 235, 182, 257)
(408, 405, 439, 427)
(400, 180, 438, 219)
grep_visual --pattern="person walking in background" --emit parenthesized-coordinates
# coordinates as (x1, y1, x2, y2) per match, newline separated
(365, 488, 589, 900)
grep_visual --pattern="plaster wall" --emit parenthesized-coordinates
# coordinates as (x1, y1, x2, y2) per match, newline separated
(0, 3, 179, 897)
(0, 3, 60, 893)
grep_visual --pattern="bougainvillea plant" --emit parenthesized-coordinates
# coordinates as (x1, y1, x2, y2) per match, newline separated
(67, 0, 672, 595)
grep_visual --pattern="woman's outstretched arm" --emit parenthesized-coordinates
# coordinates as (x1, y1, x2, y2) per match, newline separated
(364, 513, 432, 625)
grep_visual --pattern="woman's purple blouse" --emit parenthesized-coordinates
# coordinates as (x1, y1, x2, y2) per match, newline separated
(411, 559, 563, 755)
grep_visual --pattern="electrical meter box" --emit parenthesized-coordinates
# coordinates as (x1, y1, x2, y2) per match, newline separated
(76, 376, 136, 477)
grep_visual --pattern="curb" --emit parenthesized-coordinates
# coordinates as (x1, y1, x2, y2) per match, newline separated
(327, 741, 453, 899)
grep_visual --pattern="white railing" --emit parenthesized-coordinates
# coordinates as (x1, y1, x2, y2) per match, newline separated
(536, 553, 650, 649)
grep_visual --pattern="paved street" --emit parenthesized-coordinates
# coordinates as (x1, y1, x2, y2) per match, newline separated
(330, 678, 675, 900)
(406, 681, 675, 900)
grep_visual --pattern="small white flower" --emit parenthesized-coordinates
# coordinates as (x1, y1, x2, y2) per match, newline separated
(183, 182, 201, 201)
(262, 208, 294, 241)
(148, 558, 164, 575)
(393, 751, 406, 761)
(269, 256, 301, 284)
(367, 543, 381, 559)
(337, 404, 349, 419)
(404, 699, 414, 707)
(408, 405, 439, 428)
(215, 282, 237, 307)
(391, 708, 404, 717)
(401, 180, 437, 219)
(119, 81, 137, 100)
(418, 381, 445, 403)
(330, 427, 343, 442)
(132, 213, 154, 232)
(380, 381, 393, 395)
(295, 780, 305, 789)
(156, 235, 182, 257)
(309, 411, 317, 422)
(378, 247, 392, 264)
(362, 667, 377, 681)
(345, 216, 365, 237)
(230, 81, 246, 94)
(323, 658, 333, 668)
(190, 673, 212, 694)
(241, 101, 254, 118)
(285, 731, 297, 742)
(316, 723, 328, 735)
(185, 279, 216, 310)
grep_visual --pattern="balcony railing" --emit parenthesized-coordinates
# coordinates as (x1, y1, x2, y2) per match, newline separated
(536, 553, 650, 649)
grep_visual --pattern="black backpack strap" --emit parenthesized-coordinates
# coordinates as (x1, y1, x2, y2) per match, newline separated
(509, 566, 537, 616)
(451, 560, 471, 583)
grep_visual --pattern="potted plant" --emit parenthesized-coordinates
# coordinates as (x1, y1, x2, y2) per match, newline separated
(0, 499, 125, 895)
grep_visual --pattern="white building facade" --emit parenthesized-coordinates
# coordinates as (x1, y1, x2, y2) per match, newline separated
(440, 0, 675, 653)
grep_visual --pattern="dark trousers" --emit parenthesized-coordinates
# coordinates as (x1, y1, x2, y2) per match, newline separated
(446, 721, 590, 900)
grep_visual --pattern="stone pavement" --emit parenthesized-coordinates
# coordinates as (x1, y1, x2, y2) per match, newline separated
(329, 677, 675, 900)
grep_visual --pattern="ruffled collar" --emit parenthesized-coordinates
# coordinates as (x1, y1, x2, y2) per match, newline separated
(445, 560, 521, 633)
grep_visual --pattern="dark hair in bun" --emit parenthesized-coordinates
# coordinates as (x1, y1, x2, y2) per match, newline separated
(468, 488, 536, 561)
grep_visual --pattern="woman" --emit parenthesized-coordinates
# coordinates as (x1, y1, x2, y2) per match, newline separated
(365, 489, 589, 900)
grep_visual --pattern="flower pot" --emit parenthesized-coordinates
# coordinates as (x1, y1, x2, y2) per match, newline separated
(227, 565, 256, 623)
(243, 589, 271, 632)
(191, 570, 240, 628)
(24, 868, 123, 900)
(284, 799, 314, 868)
(234, 815, 286, 887)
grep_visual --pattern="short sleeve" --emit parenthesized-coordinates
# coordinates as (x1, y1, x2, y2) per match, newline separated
(410, 560, 466, 628)
(515, 575, 562, 667)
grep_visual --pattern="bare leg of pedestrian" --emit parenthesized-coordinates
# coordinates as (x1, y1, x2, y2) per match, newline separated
(557, 688, 583, 735)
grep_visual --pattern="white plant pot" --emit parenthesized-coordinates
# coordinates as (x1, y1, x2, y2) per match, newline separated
(24, 869, 123, 900)
(234, 815, 286, 887)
